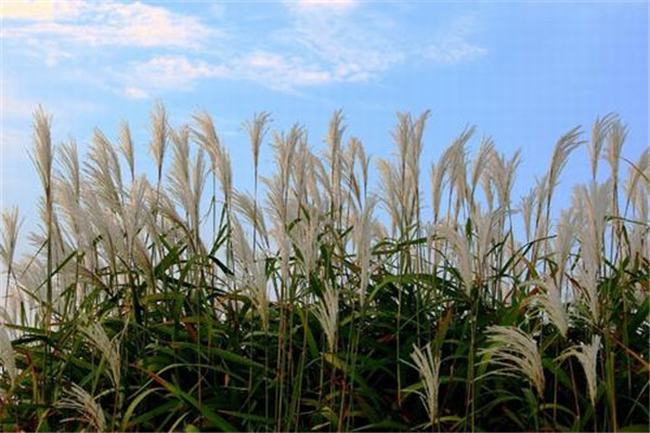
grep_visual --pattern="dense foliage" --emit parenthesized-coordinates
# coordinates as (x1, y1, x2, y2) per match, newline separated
(0, 106, 648, 432)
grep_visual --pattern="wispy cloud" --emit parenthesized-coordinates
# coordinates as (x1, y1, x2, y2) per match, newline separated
(3, 1, 487, 96)
(3, 0, 216, 49)
(422, 15, 487, 64)
(285, 0, 358, 12)
(123, 56, 229, 98)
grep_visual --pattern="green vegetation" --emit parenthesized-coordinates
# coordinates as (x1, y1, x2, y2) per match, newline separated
(0, 106, 648, 431)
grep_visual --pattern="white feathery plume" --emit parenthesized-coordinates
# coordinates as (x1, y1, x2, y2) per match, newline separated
(55, 140, 85, 248)
(624, 148, 649, 223)
(56, 383, 107, 432)
(87, 128, 124, 211)
(547, 126, 582, 199)
(233, 190, 269, 246)
(326, 110, 346, 217)
(353, 196, 377, 307)
(119, 120, 135, 181)
(1, 207, 22, 277)
(436, 223, 473, 293)
(410, 342, 441, 427)
(524, 278, 569, 337)
(470, 137, 495, 207)
(404, 111, 430, 225)
(575, 180, 611, 274)
(557, 335, 601, 406)
(554, 208, 576, 281)
(605, 119, 626, 188)
(588, 114, 615, 181)
(0, 324, 17, 386)
(348, 137, 370, 201)
(447, 127, 473, 217)
(492, 150, 521, 212)
(430, 160, 447, 224)
(244, 111, 272, 173)
(81, 322, 121, 390)
(150, 101, 168, 183)
(479, 325, 545, 396)
(168, 127, 207, 238)
(313, 283, 339, 353)
(122, 176, 150, 258)
(31, 106, 53, 199)
(58, 139, 80, 201)
(377, 158, 400, 234)
(231, 218, 269, 330)
(519, 189, 535, 244)
(293, 204, 320, 277)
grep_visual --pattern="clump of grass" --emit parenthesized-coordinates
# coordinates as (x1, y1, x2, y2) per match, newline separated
(0, 105, 648, 432)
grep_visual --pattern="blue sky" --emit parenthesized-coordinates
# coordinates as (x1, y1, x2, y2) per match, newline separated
(1, 0, 648, 228)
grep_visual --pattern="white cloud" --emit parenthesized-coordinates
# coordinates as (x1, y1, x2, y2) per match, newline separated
(3, 1, 216, 49)
(0, 0, 80, 21)
(425, 38, 487, 64)
(286, 0, 357, 12)
(422, 15, 487, 64)
(239, 51, 332, 90)
(123, 86, 148, 100)
(122, 56, 229, 98)
(277, 4, 404, 85)
(3, 2, 487, 96)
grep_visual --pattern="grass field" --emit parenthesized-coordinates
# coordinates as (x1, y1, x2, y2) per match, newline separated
(0, 106, 648, 431)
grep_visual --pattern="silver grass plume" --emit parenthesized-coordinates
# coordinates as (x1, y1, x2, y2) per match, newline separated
(119, 120, 135, 181)
(410, 342, 441, 427)
(575, 180, 610, 276)
(87, 128, 124, 211)
(313, 283, 339, 353)
(194, 112, 233, 205)
(348, 137, 370, 203)
(31, 106, 53, 202)
(554, 208, 576, 281)
(81, 322, 122, 390)
(231, 218, 269, 330)
(491, 149, 521, 213)
(524, 278, 569, 337)
(624, 148, 649, 221)
(377, 158, 400, 234)
(519, 189, 535, 244)
(479, 325, 545, 396)
(150, 101, 168, 184)
(470, 137, 495, 209)
(547, 126, 582, 199)
(588, 113, 616, 181)
(353, 196, 378, 307)
(293, 204, 320, 276)
(30, 106, 55, 320)
(605, 118, 626, 190)
(244, 111, 272, 174)
(430, 160, 447, 224)
(233, 190, 269, 246)
(447, 127, 474, 217)
(55, 140, 84, 247)
(0, 324, 17, 386)
(436, 223, 473, 293)
(168, 126, 206, 240)
(326, 110, 346, 219)
(56, 383, 107, 432)
(1, 207, 22, 280)
(557, 335, 601, 406)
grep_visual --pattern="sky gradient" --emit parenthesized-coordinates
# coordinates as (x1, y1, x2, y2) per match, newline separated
(1, 0, 648, 230)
